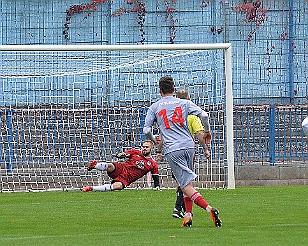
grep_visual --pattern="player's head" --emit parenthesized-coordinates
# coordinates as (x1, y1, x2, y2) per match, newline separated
(176, 89, 190, 100)
(159, 76, 175, 95)
(141, 140, 154, 157)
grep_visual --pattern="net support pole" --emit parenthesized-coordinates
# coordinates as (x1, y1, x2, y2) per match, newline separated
(225, 46, 235, 189)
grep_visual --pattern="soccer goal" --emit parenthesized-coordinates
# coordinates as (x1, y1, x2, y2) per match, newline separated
(0, 44, 234, 192)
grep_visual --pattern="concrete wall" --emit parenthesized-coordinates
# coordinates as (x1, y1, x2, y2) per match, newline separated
(235, 165, 308, 186)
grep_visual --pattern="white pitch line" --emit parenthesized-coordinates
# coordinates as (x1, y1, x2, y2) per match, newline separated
(247, 223, 308, 228)
(0, 231, 133, 241)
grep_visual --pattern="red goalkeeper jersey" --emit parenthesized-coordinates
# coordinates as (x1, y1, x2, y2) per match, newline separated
(110, 149, 158, 186)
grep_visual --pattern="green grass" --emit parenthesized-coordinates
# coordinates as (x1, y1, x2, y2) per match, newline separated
(0, 186, 307, 246)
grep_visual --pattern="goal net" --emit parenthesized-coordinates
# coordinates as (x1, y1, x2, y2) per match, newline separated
(0, 44, 234, 192)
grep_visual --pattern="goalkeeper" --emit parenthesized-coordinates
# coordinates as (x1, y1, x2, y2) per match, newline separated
(83, 140, 160, 192)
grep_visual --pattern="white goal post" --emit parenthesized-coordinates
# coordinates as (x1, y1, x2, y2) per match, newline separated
(0, 43, 234, 191)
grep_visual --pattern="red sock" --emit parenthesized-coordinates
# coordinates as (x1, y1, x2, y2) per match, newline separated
(183, 195, 193, 214)
(191, 192, 209, 210)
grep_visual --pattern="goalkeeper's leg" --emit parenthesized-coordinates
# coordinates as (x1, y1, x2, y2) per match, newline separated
(83, 184, 113, 192)
(83, 182, 124, 192)
(87, 160, 113, 172)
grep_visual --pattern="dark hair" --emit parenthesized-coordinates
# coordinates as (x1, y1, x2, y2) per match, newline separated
(159, 76, 174, 94)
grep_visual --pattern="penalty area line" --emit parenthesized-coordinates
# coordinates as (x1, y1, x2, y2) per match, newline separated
(0, 228, 175, 242)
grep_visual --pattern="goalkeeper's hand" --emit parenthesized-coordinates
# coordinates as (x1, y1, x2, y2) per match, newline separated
(153, 186, 161, 191)
(115, 152, 130, 159)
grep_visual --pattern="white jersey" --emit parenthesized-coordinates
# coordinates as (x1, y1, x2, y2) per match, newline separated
(144, 96, 204, 154)
(302, 116, 308, 137)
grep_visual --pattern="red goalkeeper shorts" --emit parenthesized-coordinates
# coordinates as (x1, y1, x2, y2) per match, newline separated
(107, 162, 130, 187)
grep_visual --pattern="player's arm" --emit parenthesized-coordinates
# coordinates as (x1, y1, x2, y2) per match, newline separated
(197, 111, 210, 132)
(189, 116, 211, 158)
(115, 150, 131, 159)
(187, 101, 211, 142)
(155, 134, 164, 161)
(117, 149, 139, 160)
(195, 130, 211, 159)
(197, 111, 212, 144)
(143, 108, 157, 143)
(152, 174, 160, 190)
(152, 162, 160, 190)
(143, 126, 155, 143)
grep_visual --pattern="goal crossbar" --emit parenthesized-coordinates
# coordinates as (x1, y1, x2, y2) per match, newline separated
(0, 43, 231, 51)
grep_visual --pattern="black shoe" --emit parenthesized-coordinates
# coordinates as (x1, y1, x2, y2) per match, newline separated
(172, 208, 184, 218)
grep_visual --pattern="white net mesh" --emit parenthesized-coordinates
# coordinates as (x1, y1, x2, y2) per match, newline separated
(0, 46, 230, 191)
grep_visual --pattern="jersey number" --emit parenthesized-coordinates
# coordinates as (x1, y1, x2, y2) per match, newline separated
(158, 107, 184, 129)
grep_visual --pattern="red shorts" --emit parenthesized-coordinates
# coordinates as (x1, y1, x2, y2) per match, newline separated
(107, 162, 130, 187)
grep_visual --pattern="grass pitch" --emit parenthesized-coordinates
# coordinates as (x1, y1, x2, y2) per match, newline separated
(0, 186, 307, 246)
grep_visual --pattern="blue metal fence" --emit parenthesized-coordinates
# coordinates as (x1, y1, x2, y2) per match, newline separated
(234, 105, 308, 165)
(0, 107, 150, 173)
(1, 105, 307, 172)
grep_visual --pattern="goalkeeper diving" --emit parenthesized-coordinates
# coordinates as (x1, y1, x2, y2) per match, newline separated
(83, 140, 160, 192)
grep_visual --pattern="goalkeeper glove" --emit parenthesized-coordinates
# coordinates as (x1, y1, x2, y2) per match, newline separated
(116, 152, 130, 159)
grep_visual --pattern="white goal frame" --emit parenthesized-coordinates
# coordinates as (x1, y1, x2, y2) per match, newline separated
(0, 43, 235, 191)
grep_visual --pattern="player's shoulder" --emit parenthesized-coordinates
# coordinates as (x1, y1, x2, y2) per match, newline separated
(148, 99, 162, 110)
(188, 114, 201, 124)
(188, 114, 199, 120)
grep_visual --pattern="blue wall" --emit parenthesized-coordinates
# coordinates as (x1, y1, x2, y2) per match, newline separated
(1, 0, 307, 105)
